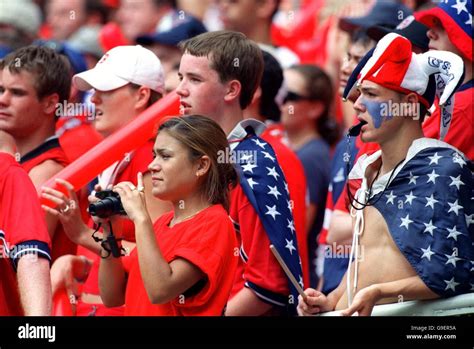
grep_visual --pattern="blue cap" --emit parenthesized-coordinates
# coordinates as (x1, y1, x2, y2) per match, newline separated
(0, 45, 13, 59)
(367, 16, 430, 52)
(339, 0, 413, 32)
(136, 16, 207, 47)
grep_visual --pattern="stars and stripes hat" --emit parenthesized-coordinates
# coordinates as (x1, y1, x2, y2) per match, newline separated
(416, 0, 473, 62)
(343, 33, 465, 140)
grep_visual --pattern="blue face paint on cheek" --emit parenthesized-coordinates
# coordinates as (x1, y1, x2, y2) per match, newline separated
(360, 97, 394, 129)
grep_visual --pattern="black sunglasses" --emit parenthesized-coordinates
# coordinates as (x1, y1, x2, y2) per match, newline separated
(283, 91, 314, 104)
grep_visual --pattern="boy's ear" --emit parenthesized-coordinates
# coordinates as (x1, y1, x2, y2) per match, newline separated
(135, 86, 152, 110)
(42, 93, 60, 116)
(224, 80, 242, 104)
(406, 92, 418, 105)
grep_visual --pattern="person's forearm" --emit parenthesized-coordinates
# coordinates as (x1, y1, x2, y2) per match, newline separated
(98, 255, 127, 307)
(225, 287, 274, 316)
(17, 256, 52, 316)
(77, 227, 102, 255)
(134, 217, 175, 303)
(375, 276, 439, 302)
(324, 272, 348, 312)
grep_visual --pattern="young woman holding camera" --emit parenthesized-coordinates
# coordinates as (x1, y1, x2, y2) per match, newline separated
(41, 45, 171, 316)
(98, 115, 239, 315)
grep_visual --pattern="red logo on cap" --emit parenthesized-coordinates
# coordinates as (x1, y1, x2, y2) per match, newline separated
(98, 53, 110, 65)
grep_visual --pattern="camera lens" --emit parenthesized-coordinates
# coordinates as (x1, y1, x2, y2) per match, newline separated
(89, 195, 124, 218)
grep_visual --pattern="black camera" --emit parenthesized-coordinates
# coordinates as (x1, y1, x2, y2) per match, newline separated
(88, 190, 126, 218)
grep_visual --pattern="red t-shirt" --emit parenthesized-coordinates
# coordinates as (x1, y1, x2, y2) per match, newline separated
(261, 131, 310, 289)
(422, 82, 473, 160)
(20, 137, 70, 173)
(57, 115, 103, 162)
(123, 205, 238, 316)
(20, 137, 73, 262)
(0, 153, 51, 315)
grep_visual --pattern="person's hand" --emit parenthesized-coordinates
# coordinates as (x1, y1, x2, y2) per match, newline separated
(0, 130, 16, 155)
(113, 172, 149, 223)
(340, 284, 381, 316)
(297, 288, 332, 316)
(41, 178, 88, 245)
(50, 255, 93, 307)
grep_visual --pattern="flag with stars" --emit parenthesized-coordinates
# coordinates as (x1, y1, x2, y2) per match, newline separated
(234, 133, 304, 312)
(365, 142, 474, 297)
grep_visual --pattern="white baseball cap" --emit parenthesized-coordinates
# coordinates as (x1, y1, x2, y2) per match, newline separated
(73, 45, 165, 94)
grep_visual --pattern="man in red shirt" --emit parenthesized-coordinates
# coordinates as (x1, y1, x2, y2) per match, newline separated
(177, 31, 304, 315)
(417, 0, 473, 159)
(0, 130, 52, 315)
(0, 46, 71, 260)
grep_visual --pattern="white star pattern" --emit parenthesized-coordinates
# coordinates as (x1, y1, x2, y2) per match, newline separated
(284, 182, 289, 194)
(265, 205, 281, 220)
(266, 167, 280, 180)
(444, 277, 459, 292)
(427, 169, 440, 184)
(408, 172, 419, 185)
(428, 152, 442, 165)
(451, 0, 468, 14)
(385, 191, 396, 204)
(449, 175, 464, 190)
(242, 162, 258, 173)
(285, 239, 296, 255)
(247, 177, 258, 189)
(400, 214, 413, 230)
(446, 226, 462, 241)
(252, 138, 267, 149)
(466, 13, 473, 27)
(423, 220, 436, 236)
(405, 191, 416, 205)
(466, 214, 474, 227)
(240, 153, 253, 162)
(298, 275, 304, 289)
(445, 250, 461, 267)
(262, 151, 275, 162)
(447, 200, 462, 216)
(425, 194, 439, 209)
(287, 200, 293, 211)
(452, 153, 466, 168)
(421, 245, 435, 261)
(287, 219, 296, 234)
(267, 185, 282, 200)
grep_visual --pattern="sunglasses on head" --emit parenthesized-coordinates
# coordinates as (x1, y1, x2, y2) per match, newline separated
(283, 91, 313, 104)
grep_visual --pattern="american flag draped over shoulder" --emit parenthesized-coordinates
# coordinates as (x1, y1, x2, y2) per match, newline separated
(369, 143, 474, 297)
(234, 133, 304, 312)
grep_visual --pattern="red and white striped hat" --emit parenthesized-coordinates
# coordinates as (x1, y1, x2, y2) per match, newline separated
(343, 33, 465, 139)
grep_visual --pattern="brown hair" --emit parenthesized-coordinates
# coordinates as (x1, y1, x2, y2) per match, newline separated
(158, 115, 237, 212)
(0, 46, 71, 109)
(289, 64, 340, 145)
(179, 30, 264, 110)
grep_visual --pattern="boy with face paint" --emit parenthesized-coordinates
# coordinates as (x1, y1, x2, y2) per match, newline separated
(297, 33, 473, 316)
